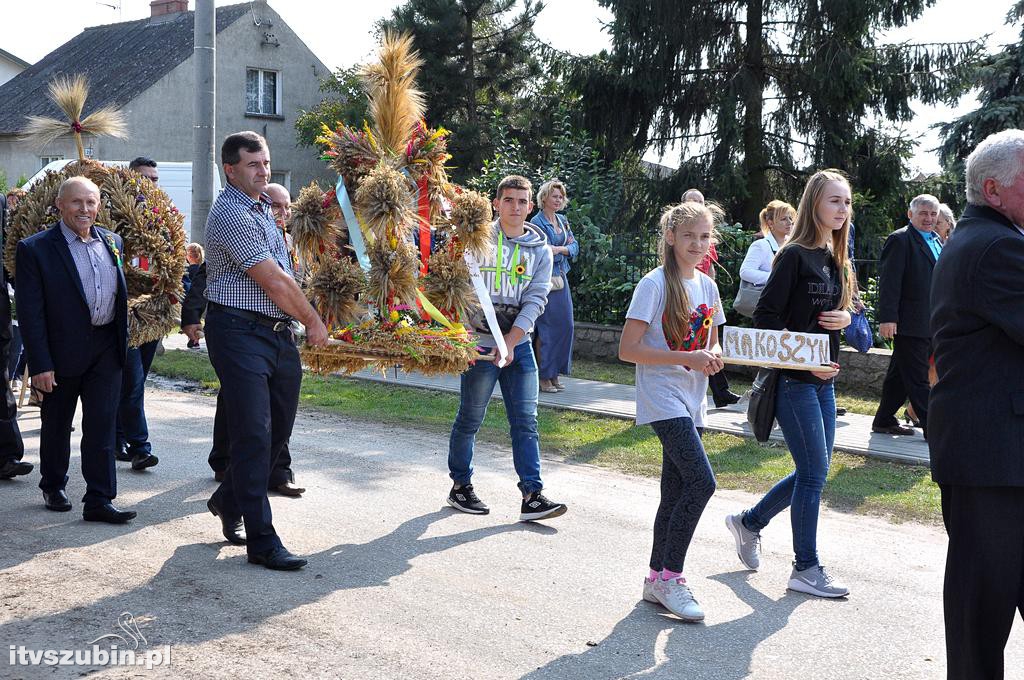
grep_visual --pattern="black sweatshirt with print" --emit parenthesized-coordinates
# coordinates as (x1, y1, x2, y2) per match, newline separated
(753, 244, 841, 384)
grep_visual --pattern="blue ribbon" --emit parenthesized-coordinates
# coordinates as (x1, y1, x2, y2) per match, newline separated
(335, 175, 371, 272)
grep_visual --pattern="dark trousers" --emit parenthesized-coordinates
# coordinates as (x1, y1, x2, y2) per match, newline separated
(39, 323, 121, 508)
(0, 300, 24, 464)
(873, 334, 930, 431)
(208, 390, 295, 487)
(205, 307, 302, 554)
(940, 484, 1024, 679)
(115, 339, 159, 456)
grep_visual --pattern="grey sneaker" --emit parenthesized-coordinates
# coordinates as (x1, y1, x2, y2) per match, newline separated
(653, 578, 704, 622)
(642, 577, 658, 603)
(725, 512, 761, 570)
(787, 564, 849, 598)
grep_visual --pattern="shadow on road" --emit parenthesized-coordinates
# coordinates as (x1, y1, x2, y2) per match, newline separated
(521, 571, 811, 679)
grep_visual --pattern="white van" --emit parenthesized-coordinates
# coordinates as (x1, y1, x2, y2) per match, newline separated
(22, 160, 221, 241)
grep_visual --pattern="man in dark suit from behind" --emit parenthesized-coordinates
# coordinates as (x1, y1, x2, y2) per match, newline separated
(0, 191, 29, 480)
(15, 176, 136, 523)
(871, 193, 942, 436)
(930, 129, 1024, 679)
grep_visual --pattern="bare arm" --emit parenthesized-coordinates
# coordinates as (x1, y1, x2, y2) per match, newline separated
(246, 260, 328, 346)
(618, 318, 717, 372)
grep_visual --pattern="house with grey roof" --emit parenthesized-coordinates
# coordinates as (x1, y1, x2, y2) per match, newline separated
(0, 0, 333, 194)
(0, 48, 30, 87)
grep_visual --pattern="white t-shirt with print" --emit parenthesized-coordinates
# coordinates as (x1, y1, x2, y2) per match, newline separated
(625, 267, 726, 426)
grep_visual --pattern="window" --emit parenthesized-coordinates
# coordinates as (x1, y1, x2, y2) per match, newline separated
(246, 68, 279, 116)
(270, 171, 290, 191)
(40, 155, 64, 168)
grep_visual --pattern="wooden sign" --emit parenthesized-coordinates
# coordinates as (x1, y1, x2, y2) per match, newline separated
(721, 326, 831, 372)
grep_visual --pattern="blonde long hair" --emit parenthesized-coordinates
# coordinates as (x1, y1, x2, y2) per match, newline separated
(758, 200, 795, 237)
(658, 201, 722, 348)
(779, 169, 854, 310)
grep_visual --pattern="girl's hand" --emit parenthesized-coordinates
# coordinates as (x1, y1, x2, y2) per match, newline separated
(818, 310, 851, 330)
(703, 353, 725, 376)
(810, 361, 840, 380)
(681, 350, 717, 372)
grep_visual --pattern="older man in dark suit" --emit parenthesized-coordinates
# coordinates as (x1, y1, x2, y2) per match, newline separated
(930, 129, 1024, 679)
(15, 176, 135, 523)
(871, 193, 942, 436)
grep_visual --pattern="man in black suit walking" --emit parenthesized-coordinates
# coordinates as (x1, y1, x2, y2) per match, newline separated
(930, 129, 1024, 679)
(871, 193, 942, 436)
(15, 176, 136, 523)
(0, 191, 29, 481)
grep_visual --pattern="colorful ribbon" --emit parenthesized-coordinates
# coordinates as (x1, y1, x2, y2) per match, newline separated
(416, 176, 431, 275)
(335, 175, 371, 272)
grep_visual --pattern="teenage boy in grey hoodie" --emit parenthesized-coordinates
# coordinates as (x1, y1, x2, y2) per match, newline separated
(447, 175, 568, 521)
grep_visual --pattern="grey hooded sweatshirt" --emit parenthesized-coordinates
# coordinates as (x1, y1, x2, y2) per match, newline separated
(470, 220, 553, 348)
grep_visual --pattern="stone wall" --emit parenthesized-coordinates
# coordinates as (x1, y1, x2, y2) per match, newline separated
(572, 322, 892, 394)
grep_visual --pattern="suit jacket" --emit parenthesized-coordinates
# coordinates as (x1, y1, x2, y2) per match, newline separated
(14, 222, 128, 377)
(929, 204, 1024, 486)
(876, 224, 937, 338)
(180, 261, 207, 327)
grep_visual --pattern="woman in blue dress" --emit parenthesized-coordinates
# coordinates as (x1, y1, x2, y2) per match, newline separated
(531, 179, 579, 393)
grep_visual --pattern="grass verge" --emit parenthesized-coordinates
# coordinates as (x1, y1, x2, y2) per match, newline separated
(152, 350, 939, 524)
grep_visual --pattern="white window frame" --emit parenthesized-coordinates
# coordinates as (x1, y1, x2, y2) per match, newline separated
(270, 170, 291, 192)
(40, 155, 64, 168)
(245, 67, 281, 116)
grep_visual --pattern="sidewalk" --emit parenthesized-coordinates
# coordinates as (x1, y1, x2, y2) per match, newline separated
(161, 335, 930, 466)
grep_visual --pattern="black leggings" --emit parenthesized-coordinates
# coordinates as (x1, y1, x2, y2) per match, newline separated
(648, 417, 717, 573)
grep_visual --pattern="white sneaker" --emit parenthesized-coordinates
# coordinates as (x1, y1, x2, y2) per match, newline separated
(787, 564, 849, 598)
(653, 578, 705, 622)
(642, 577, 658, 603)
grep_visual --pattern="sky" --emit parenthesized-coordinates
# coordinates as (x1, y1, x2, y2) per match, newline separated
(2, 0, 1019, 174)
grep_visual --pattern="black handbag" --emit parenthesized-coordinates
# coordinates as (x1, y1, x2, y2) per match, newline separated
(746, 368, 780, 442)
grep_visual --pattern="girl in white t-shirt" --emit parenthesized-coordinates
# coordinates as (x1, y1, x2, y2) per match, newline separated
(618, 201, 726, 622)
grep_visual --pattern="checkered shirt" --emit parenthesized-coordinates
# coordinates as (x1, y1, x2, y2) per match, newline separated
(61, 221, 118, 325)
(204, 183, 294, 319)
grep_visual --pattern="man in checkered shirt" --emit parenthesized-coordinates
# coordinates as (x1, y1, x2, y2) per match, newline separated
(203, 131, 327, 572)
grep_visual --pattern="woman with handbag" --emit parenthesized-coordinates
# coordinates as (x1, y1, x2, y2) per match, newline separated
(724, 170, 854, 598)
(735, 200, 795, 317)
(618, 201, 726, 622)
(531, 179, 579, 393)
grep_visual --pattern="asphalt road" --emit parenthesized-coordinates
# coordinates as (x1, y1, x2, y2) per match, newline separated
(1, 385, 1021, 679)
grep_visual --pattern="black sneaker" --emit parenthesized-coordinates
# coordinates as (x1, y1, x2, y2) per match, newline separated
(520, 491, 567, 521)
(447, 484, 490, 514)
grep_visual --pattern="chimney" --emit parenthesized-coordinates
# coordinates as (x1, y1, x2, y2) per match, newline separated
(150, 0, 189, 18)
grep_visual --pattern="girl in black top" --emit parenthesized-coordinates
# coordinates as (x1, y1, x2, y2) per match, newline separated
(724, 170, 854, 598)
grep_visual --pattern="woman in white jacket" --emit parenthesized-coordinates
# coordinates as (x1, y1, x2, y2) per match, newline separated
(739, 200, 795, 285)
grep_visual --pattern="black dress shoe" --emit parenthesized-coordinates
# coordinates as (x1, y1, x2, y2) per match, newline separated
(131, 453, 159, 471)
(83, 503, 137, 523)
(207, 498, 246, 545)
(713, 391, 742, 408)
(871, 423, 917, 436)
(213, 470, 226, 483)
(0, 459, 33, 479)
(835, 407, 848, 416)
(271, 481, 305, 497)
(247, 546, 307, 571)
(114, 449, 133, 463)
(43, 490, 72, 512)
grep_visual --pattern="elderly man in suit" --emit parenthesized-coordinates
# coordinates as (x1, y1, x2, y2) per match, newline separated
(871, 193, 942, 437)
(15, 176, 135, 523)
(930, 129, 1024, 679)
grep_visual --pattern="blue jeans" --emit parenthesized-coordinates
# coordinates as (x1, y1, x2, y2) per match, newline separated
(744, 376, 835, 571)
(116, 340, 159, 456)
(448, 341, 542, 494)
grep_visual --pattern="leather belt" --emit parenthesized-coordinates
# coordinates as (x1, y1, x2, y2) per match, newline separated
(209, 302, 292, 332)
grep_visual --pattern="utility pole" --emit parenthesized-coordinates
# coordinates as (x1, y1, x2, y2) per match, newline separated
(191, 0, 216, 244)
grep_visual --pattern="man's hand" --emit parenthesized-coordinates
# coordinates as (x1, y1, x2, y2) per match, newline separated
(304, 315, 329, 347)
(879, 322, 897, 340)
(182, 324, 204, 343)
(32, 371, 56, 393)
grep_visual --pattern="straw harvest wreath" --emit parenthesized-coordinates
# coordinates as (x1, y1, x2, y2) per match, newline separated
(293, 33, 495, 376)
(4, 75, 186, 348)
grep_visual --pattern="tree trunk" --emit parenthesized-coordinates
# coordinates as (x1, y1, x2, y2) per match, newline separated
(740, 0, 767, 228)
